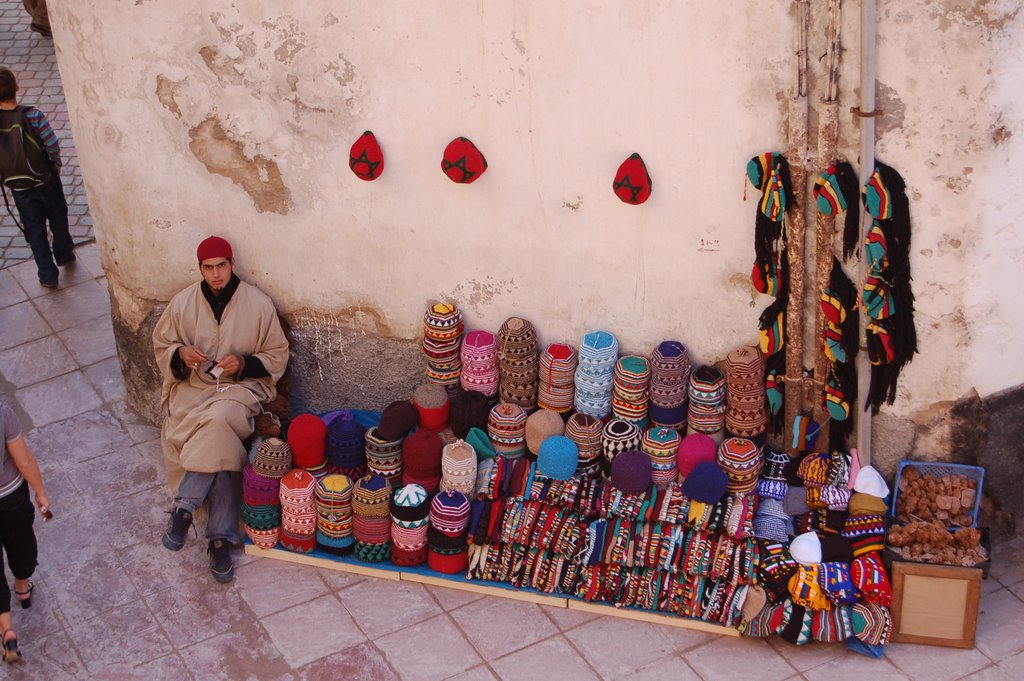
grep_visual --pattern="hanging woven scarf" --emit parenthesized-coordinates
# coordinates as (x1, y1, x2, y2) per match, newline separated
(813, 161, 861, 261)
(862, 162, 918, 412)
(819, 257, 858, 449)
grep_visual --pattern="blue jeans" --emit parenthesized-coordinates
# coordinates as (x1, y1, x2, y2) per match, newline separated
(173, 471, 242, 544)
(11, 174, 72, 284)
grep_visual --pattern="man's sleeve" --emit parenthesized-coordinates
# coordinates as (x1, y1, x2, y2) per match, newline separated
(23, 107, 62, 168)
(153, 299, 189, 382)
(238, 355, 269, 380)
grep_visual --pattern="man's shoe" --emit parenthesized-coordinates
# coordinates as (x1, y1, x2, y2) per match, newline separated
(161, 507, 194, 551)
(207, 539, 235, 583)
(55, 252, 76, 266)
(38, 278, 58, 289)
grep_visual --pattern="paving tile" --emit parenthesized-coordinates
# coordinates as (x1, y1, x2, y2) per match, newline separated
(802, 651, 909, 681)
(68, 439, 165, 503)
(0, 266, 27, 307)
(236, 557, 332, 617)
(959, 665, 1017, 681)
(30, 278, 109, 331)
(25, 408, 133, 463)
(146, 578, 257, 648)
(491, 635, 599, 681)
(52, 256, 100, 287)
(628, 654, 702, 681)
(975, 588, 1024, 660)
(426, 583, 485, 611)
(445, 665, 498, 681)
(109, 398, 162, 444)
(0, 333, 77, 386)
(8, 257, 64, 297)
(375, 614, 482, 681)
(127, 653, 194, 681)
(57, 312, 116, 365)
(450, 596, 557, 660)
(0, 299, 51, 350)
(32, 495, 111, 570)
(297, 642, 398, 681)
(68, 598, 175, 674)
(47, 551, 141, 625)
(10, 629, 88, 680)
(317, 566, 366, 591)
(71, 241, 104, 278)
(180, 627, 295, 681)
(998, 649, 1024, 677)
(564, 615, 679, 678)
(767, 637, 848, 673)
(656, 621, 717, 653)
(539, 603, 599, 631)
(684, 636, 796, 681)
(262, 594, 367, 668)
(82, 354, 127, 401)
(116, 538, 212, 597)
(8, 573, 62, 642)
(15, 370, 103, 426)
(337, 578, 441, 639)
(100, 484, 178, 551)
(885, 641, 991, 681)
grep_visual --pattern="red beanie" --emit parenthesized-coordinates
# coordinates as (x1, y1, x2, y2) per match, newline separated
(677, 432, 718, 479)
(441, 137, 488, 184)
(349, 130, 384, 181)
(287, 414, 328, 469)
(402, 429, 443, 477)
(613, 153, 653, 205)
(197, 236, 233, 262)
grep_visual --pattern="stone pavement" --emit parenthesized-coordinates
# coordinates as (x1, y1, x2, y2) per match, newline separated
(1, 242, 1024, 680)
(1, 2, 93, 270)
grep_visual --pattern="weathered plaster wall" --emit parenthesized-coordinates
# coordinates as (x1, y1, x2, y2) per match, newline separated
(49, 3, 1024, 450)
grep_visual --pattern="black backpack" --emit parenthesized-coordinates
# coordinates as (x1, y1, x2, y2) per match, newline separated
(0, 105, 52, 190)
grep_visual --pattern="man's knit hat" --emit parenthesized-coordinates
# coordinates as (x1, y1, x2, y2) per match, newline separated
(676, 432, 718, 479)
(610, 449, 652, 495)
(525, 409, 566, 455)
(681, 461, 728, 503)
(538, 436, 578, 481)
(349, 130, 384, 181)
(253, 437, 293, 479)
(442, 137, 488, 184)
(449, 390, 491, 439)
(378, 400, 419, 441)
(613, 153, 653, 205)
(413, 383, 450, 432)
(197, 236, 232, 262)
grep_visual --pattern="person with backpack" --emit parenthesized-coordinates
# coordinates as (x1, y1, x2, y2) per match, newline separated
(0, 65, 73, 289)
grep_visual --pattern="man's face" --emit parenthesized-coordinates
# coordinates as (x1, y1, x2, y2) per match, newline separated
(200, 257, 232, 293)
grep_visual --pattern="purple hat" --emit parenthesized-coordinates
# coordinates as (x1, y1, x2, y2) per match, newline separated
(681, 461, 728, 503)
(610, 449, 652, 495)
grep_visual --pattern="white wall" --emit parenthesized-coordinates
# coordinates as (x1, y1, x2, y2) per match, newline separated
(51, 1, 1024, 418)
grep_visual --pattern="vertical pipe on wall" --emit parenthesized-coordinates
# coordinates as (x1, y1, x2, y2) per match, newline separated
(856, 0, 877, 465)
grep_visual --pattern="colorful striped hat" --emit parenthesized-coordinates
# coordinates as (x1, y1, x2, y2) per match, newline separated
(252, 438, 293, 479)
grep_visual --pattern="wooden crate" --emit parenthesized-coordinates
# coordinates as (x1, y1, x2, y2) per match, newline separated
(890, 561, 982, 648)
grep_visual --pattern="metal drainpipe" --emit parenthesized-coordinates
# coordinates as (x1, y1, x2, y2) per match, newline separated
(856, 0, 877, 466)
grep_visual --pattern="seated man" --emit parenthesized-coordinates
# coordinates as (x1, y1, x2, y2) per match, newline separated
(153, 236, 289, 582)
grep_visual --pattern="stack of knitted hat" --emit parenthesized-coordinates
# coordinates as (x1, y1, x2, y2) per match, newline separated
(612, 355, 652, 427)
(717, 437, 764, 494)
(242, 438, 290, 549)
(687, 366, 727, 438)
(488, 402, 528, 459)
(460, 330, 500, 397)
(314, 474, 354, 554)
(757, 449, 790, 500)
(412, 383, 450, 433)
(564, 412, 604, 476)
(440, 439, 478, 496)
(641, 426, 681, 489)
(287, 413, 328, 476)
(537, 343, 578, 413)
(497, 317, 540, 410)
(423, 303, 465, 394)
(602, 418, 642, 465)
(279, 469, 318, 553)
(326, 414, 367, 480)
(574, 331, 618, 418)
(402, 428, 443, 492)
(428, 490, 471, 573)
(351, 474, 393, 563)
(364, 426, 403, 488)
(390, 483, 430, 566)
(724, 346, 768, 441)
(648, 341, 692, 429)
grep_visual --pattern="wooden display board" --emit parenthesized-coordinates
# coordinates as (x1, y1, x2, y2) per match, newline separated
(246, 543, 740, 636)
(890, 561, 982, 649)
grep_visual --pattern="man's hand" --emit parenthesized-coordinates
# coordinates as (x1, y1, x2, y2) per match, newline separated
(178, 345, 209, 371)
(215, 353, 243, 377)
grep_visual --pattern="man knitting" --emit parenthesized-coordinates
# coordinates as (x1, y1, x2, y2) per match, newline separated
(153, 236, 289, 583)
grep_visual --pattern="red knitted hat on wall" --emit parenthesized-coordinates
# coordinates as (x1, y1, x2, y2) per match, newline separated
(441, 137, 488, 184)
(349, 130, 384, 181)
(613, 153, 653, 205)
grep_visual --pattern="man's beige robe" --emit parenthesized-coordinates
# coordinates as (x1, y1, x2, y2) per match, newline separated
(153, 279, 289, 492)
